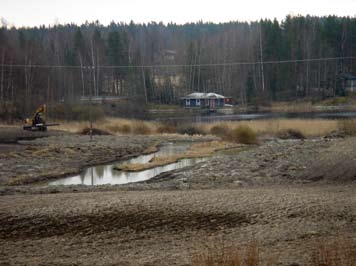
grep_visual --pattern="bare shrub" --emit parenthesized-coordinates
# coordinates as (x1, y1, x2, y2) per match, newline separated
(177, 124, 206, 136)
(228, 126, 257, 144)
(277, 129, 305, 139)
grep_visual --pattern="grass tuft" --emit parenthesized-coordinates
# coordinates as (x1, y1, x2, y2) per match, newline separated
(227, 126, 258, 144)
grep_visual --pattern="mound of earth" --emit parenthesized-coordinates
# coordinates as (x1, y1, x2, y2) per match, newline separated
(80, 127, 112, 136)
(298, 137, 356, 182)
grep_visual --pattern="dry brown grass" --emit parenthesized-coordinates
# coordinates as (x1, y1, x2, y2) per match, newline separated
(53, 117, 348, 138)
(53, 118, 161, 135)
(201, 119, 339, 138)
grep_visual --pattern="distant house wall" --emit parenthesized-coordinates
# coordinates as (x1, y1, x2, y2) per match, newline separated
(182, 98, 224, 108)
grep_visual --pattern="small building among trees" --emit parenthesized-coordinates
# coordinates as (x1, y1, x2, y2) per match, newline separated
(181, 92, 226, 110)
(340, 73, 356, 95)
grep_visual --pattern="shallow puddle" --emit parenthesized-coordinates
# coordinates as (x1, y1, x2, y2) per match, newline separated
(48, 142, 207, 186)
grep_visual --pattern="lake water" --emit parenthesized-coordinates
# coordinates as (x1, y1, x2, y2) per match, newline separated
(155, 111, 356, 123)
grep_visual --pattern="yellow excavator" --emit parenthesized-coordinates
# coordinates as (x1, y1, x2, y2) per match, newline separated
(23, 104, 59, 131)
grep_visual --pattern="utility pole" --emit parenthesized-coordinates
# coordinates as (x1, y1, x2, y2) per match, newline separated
(259, 22, 265, 92)
(89, 40, 97, 142)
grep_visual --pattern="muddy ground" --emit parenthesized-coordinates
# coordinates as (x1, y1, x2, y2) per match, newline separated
(0, 127, 356, 265)
(0, 127, 213, 186)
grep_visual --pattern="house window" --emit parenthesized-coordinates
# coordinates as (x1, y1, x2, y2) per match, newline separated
(196, 99, 201, 106)
(186, 99, 190, 106)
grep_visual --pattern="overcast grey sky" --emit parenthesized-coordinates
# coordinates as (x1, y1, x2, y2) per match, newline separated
(1, 0, 356, 27)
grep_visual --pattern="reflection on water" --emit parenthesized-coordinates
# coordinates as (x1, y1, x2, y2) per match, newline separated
(126, 142, 189, 164)
(49, 158, 206, 186)
(48, 142, 205, 186)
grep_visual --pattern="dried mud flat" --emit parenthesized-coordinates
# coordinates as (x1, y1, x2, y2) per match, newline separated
(0, 128, 356, 265)
(1, 186, 355, 266)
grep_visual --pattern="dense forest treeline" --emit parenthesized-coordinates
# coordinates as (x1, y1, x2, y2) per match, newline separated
(0, 15, 356, 116)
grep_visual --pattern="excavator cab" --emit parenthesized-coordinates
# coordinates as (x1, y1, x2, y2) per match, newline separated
(23, 104, 58, 131)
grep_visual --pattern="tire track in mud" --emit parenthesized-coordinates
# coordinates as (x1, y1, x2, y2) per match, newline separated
(0, 209, 250, 240)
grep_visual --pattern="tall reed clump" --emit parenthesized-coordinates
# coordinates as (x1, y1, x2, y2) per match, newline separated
(228, 126, 257, 144)
(209, 124, 257, 144)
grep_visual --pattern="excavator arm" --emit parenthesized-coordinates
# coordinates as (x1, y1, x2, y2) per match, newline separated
(32, 104, 46, 124)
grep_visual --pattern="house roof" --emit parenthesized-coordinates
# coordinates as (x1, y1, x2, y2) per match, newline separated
(181, 92, 225, 99)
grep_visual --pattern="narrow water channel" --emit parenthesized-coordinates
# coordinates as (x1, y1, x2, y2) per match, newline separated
(48, 143, 207, 186)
